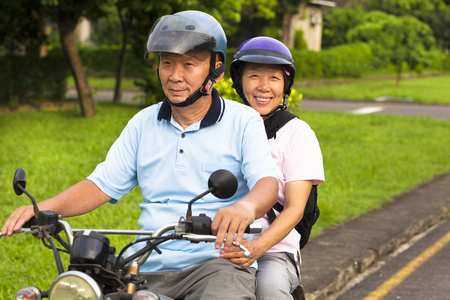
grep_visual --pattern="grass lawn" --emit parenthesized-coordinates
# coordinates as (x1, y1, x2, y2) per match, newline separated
(294, 74, 450, 104)
(67, 76, 139, 90)
(0, 103, 449, 297)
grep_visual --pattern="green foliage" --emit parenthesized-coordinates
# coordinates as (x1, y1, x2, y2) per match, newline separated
(294, 29, 308, 50)
(419, 5, 450, 50)
(322, 6, 365, 48)
(0, 53, 69, 105)
(89, 1, 123, 46)
(292, 43, 374, 80)
(363, 0, 450, 51)
(0, 0, 47, 54)
(321, 43, 374, 78)
(77, 45, 147, 78)
(365, 0, 445, 16)
(215, 78, 240, 101)
(226, 0, 279, 47)
(347, 11, 436, 81)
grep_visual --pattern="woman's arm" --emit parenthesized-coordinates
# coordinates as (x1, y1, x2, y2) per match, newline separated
(220, 179, 312, 267)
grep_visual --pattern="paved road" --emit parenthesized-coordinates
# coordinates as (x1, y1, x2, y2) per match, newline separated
(333, 218, 450, 300)
(300, 98, 450, 120)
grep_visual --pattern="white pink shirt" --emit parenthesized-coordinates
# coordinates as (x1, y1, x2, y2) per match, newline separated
(253, 117, 325, 263)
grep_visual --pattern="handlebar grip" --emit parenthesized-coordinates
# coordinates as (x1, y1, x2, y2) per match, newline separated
(245, 223, 262, 234)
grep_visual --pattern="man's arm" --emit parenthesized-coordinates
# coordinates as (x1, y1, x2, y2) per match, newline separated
(2, 179, 111, 236)
(211, 176, 278, 249)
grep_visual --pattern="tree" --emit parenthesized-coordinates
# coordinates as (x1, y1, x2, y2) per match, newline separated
(51, 1, 91, 116)
(226, 0, 278, 47)
(0, 0, 104, 115)
(322, 5, 365, 48)
(347, 11, 436, 85)
(364, 0, 449, 51)
(364, 0, 445, 16)
(0, 1, 47, 55)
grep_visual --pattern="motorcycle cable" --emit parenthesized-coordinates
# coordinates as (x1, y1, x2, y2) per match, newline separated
(42, 231, 65, 274)
(41, 233, 71, 254)
(114, 235, 174, 271)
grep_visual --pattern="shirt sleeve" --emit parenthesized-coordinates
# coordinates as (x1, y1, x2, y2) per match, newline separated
(283, 119, 325, 185)
(87, 115, 141, 203)
(240, 110, 278, 190)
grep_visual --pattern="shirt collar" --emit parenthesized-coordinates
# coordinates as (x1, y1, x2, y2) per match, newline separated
(157, 88, 225, 129)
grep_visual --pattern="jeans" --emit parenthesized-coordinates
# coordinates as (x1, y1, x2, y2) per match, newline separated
(255, 252, 300, 300)
(140, 257, 257, 300)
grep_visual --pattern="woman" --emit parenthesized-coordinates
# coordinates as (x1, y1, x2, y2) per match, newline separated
(221, 36, 325, 299)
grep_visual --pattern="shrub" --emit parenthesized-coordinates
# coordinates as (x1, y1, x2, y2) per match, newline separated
(292, 43, 373, 80)
(77, 45, 146, 78)
(0, 52, 69, 105)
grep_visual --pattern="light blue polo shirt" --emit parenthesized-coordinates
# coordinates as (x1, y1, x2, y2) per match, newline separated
(87, 88, 276, 272)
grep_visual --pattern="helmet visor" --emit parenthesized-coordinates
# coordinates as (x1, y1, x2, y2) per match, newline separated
(146, 15, 216, 57)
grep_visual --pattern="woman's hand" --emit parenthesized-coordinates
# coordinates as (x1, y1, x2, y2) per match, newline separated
(220, 240, 265, 267)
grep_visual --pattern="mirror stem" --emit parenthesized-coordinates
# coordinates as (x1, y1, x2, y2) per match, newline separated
(17, 184, 40, 219)
(186, 187, 213, 222)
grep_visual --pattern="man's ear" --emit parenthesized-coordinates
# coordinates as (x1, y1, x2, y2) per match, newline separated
(215, 60, 225, 82)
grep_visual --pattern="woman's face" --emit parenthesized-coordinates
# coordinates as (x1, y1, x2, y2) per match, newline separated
(242, 63, 284, 118)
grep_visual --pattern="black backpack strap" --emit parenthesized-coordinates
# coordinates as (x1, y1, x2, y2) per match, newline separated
(264, 110, 298, 139)
(267, 202, 284, 224)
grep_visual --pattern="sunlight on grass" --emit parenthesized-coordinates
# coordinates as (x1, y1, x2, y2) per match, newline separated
(296, 75, 450, 104)
(67, 77, 138, 90)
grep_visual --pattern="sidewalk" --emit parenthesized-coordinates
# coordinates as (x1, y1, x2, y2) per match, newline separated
(300, 173, 450, 300)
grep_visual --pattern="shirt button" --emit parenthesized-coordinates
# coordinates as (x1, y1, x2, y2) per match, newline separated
(179, 149, 184, 154)
(181, 133, 185, 138)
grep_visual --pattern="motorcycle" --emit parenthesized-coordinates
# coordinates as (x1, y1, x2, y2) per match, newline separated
(2, 168, 261, 300)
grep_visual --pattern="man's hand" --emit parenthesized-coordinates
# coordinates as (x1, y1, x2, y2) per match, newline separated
(211, 202, 255, 250)
(220, 240, 263, 267)
(1, 205, 34, 237)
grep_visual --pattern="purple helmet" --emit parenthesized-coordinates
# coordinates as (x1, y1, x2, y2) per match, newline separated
(230, 36, 295, 109)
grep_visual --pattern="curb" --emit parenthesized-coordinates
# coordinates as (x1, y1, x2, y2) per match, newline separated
(300, 173, 450, 300)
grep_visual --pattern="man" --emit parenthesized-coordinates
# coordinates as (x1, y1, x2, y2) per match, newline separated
(2, 11, 278, 299)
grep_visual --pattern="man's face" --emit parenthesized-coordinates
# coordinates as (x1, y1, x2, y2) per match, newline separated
(158, 51, 211, 104)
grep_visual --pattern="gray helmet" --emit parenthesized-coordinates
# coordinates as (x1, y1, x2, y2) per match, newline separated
(230, 36, 295, 113)
(146, 10, 227, 62)
(146, 11, 227, 107)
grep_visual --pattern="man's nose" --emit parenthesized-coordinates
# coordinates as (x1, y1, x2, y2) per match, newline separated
(169, 64, 184, 81)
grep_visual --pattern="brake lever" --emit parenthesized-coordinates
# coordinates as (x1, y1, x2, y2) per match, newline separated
(0, 227, 42, 238)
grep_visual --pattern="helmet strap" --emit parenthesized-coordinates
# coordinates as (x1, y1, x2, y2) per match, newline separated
(168, 55, 225, 108)
(259, 91, 290, 118)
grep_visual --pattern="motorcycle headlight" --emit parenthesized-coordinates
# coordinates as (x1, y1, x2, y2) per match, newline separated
(132, 290, 160, 300)
(16, 286, 42, 300)
(49, 271, 103, 300)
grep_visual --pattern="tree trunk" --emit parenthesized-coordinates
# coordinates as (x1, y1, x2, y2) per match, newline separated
(113, 5, 131, 103)
(282, 13, 295, 48)
(113, 38, 126, 103)
(396, 63, 402, 86)
(57, 13, 96, 117)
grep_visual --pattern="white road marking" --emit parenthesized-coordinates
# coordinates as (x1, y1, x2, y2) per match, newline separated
(351, 106, 384, 115)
